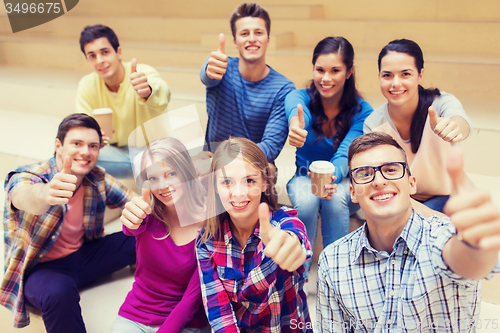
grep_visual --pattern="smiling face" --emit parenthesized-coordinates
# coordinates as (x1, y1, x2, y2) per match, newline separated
(84, 37, 123, 83)
(215, 157, 267, 228)
(146, 161, 185, 209)
(313, 52, 352, 102)
(55, 127, 100, 178)
(233, 17, 269, 64)
(379, 51, 423, 111)
(349, 144, 416, 226)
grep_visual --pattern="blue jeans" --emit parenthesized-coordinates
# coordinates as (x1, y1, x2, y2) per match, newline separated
(287, 175, 359, 278)
(110, 315, 210, 333)
(23, 232, 136, 333)
(98, 145, 142, 179)
(421, 195, 450, 213)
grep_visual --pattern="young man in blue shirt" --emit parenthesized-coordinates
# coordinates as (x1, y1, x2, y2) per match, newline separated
(200, 2, 295, 163)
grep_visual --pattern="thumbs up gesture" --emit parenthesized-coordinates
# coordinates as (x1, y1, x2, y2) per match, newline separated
(130, 58, 152, 99)
(120, 181, 153, 230)
(428, 106, 463, 142)
(444, 146, 500, 251)
(206, 33, 228, 80)
(45, 155, 77, 205)
(259, 203, 306, 272)
(288, 104, 308, 148)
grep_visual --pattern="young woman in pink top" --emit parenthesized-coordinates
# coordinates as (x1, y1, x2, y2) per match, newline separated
(111, 138, 208, 333)
(364, 39, 473, 213)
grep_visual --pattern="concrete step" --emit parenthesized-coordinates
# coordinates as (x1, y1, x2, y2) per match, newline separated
(3, 11, 500, 54)
(65, 0, 326, 19)
(1, 64, 499, 178)
(2, 37, 500, 102)
(0, 65, 206, 117)
(18, 0, 499, 21)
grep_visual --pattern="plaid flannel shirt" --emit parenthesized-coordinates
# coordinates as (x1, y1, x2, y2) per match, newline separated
(196, 207, 313, 333)
(1, 157, 133, 328)
(317, 211, 500, 333)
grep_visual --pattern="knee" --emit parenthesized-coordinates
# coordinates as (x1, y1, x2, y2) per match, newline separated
(43, 276, 80, 310)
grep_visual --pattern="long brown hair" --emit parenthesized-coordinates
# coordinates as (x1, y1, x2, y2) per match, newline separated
(139, 138, 205, 239)
(199, 137, 278, 244)
(308, 37, 361, 150)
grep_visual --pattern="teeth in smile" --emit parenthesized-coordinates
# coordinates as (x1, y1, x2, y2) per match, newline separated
(372, 193, 394, 201)
(231, 201, 249, 207)
(247, 46, 258, 50)
(160, 190, 174, 197)
(321, 84, 333, 89)
(390, 91, 404, 95)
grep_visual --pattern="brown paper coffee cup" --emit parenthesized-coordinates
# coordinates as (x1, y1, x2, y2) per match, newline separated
(309, 161, 335, 198)
(92, 108, 113, 140)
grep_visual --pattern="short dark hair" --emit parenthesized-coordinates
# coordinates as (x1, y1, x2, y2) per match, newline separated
(79, 24, 120, 54)
(229, 3, 271, 38)
(56, 113, 102, 145)
(348, 132, 409, 172)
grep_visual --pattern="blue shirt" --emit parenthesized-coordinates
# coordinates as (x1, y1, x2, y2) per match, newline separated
(316, 211, 500, 333)
(285, 89, 373, 183)
(200, 57, 295, 162)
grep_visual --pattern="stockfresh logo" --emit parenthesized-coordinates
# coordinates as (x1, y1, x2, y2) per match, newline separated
(4, 0, 78, 33)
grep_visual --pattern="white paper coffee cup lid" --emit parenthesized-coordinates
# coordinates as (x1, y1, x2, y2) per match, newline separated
(309, 161, 335, 174)
(92, 108, 113, 115)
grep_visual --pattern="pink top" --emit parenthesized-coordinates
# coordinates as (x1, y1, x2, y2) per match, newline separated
(119, 215, 207, 333)
(364, 92, 473, 201)
(42, 186, 85, 262)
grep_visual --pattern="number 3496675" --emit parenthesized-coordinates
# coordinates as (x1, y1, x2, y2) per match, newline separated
(5, 3, 61, 14)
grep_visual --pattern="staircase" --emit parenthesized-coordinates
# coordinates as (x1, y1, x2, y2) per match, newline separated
(1, 1, 499, 331)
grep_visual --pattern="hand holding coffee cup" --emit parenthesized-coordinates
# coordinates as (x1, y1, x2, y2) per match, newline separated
(92, 108, 113, 147)
(309, 161, 336, 198)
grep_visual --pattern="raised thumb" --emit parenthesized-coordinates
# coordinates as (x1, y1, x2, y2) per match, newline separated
(62, 155, 72, 174)
(142, 180, 152, 206)
(447, 145, 468, 194)
(259, 202, 272, 245)
(218, 33, 225, 54)
(131, 58, 137, 73)
(428, 106, 439, 129)
(297, 104, 305, 129)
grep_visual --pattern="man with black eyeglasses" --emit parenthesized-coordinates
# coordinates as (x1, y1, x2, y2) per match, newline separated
(316, 132, 500, 332)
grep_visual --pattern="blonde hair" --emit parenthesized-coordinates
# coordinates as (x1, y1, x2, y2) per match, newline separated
(140, 138, 205, 239)
(199, 137, 278, 243)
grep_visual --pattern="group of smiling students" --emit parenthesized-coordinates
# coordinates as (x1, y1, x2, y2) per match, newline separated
(108, 16, 486, 333)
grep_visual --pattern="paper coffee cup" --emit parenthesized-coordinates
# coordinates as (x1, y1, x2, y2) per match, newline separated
(92, 108, 113, 140)
(309, 161, 335, 198)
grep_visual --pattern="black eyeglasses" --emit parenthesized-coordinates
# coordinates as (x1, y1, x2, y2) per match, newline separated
(349, 162, 408, 184)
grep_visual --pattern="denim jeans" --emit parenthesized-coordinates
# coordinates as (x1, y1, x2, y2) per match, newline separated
(287, 175, 359, 278)
(98, 145, 143, 179)
(110, 315, 210, 333)
(23, 232, 136, 333)
(421, 195, 450, 213)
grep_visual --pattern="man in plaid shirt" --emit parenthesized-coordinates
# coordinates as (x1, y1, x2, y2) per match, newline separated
(317, 132, 500, 332)
(1, 114, 136, 332)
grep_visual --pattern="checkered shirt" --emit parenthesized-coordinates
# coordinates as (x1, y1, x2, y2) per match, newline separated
(196, 207, 313, 332)
(317, 211, 500, 333)
(1, 157, 133, 328)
